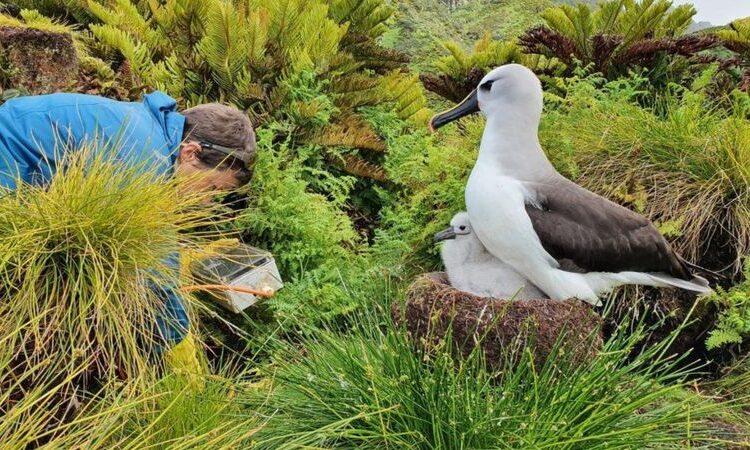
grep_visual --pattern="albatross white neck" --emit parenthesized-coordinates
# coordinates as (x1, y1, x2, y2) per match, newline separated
(476, 109, 556, 181)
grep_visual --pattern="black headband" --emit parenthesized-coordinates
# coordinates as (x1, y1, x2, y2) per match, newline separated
(198, 141, 252, 165)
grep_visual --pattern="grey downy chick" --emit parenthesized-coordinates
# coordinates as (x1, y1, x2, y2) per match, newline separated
(435, 212, 547, 299)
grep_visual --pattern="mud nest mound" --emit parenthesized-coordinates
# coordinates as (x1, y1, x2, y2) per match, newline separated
(393, 272, 604, 369)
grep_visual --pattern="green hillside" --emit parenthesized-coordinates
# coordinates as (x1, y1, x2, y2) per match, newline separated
(386, 0, 550, 69)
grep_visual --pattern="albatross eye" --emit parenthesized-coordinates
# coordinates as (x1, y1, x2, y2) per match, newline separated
(480, 79, 496, 91)
(459, 225, 467, 231)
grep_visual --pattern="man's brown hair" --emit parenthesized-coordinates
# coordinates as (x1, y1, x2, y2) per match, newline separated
(182, 103, 256, 185)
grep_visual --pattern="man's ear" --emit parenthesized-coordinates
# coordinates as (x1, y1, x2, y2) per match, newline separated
(178, 141, 202, 164)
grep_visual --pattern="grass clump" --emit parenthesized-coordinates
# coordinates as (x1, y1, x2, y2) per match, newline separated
(250, 304, 742, 449)
(1, 349, 262, 448)
(0, 147, 216, 416)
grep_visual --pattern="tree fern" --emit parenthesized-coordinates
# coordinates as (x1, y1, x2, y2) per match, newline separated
(519, 0, 716, 79)
(422, 36, 563, 103)
(717, 18, 750, 91)
(327, 0, 393, 38)
(85, 0, 430, 182)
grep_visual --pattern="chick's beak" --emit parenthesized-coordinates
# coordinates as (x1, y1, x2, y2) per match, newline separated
(428, 88, 480, 132)
(434, 227, 457, 243)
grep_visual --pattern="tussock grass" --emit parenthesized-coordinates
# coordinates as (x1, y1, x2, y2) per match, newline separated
(541, 78, 750, 273)
(0, 146, 223, 440)
(1, 341, 261, 448)
(249, 299, 744, 449)
(52, 369, 262, 448)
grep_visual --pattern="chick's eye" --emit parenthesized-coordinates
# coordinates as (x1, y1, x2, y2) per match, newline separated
(459, 225, 466, 231)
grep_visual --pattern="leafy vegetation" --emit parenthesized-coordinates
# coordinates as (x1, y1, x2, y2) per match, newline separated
(518, 0, 719, 80)
(707, 261, 750, 350)
(85, 0, 429, 183)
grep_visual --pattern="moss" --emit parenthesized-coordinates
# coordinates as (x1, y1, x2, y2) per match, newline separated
(0, 26, 78, 94)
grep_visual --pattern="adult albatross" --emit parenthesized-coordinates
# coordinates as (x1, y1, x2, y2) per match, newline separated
(430, 64, 711, 306)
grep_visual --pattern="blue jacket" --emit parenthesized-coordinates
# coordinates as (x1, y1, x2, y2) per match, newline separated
(0, 92, 189, 347)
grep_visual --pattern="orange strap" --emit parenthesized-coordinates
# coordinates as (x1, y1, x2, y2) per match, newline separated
(181, 284, 275, 298)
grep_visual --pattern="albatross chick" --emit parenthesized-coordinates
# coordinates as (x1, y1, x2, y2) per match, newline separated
(436, 212, 547, 299)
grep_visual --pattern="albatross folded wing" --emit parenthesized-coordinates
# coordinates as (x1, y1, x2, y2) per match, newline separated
(524, 178, 691, 279)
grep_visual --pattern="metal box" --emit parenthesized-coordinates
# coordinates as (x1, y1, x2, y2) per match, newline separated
(193, 244, 283, 313)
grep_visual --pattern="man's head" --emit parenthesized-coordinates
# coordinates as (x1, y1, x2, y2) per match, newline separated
(176, 103, 256, 194)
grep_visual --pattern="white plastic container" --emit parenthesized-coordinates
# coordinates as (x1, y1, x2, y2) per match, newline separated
(193, 244, 283, 313)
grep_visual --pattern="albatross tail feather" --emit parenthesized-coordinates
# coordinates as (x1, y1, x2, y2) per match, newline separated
(643, 273, 713, 295)
(581, 271, 713, 298)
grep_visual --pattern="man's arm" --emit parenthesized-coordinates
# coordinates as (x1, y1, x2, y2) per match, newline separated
(150, 253, 190, 349)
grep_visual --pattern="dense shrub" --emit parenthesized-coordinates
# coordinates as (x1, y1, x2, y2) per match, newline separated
(369, 106, 479, 271)
(519, 0, 719, 82)
(86, 0, 430, 183)
(235, 128, 360, 277)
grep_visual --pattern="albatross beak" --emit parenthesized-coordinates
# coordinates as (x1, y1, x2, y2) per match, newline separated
(434, 227, 457, 242)
(428, 88, 480, 132)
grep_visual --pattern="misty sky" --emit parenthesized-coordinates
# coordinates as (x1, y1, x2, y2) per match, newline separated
(673, 0, 750, 25)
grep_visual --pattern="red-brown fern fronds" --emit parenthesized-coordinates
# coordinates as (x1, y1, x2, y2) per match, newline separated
(519, 26, 580, 66)
(592, 34, 622, 72)
(614, 37, 673, 68)
(672, 34, 720, 56)
(334, 154, 388, 181)
(742, 69, 750, 92)
(615, 34, 720, 70)
(419, 67, 485, 103)
(312, 114, 386, 152)
(690, 54, 742, 71)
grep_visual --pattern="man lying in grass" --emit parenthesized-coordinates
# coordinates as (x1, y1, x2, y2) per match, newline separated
(0, 91, 255, 352)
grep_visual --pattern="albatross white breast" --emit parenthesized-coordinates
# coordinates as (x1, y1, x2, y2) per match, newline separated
(429, 64, 711, 306)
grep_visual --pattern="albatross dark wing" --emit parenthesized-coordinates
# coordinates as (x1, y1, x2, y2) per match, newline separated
(525, 179, 691, 279)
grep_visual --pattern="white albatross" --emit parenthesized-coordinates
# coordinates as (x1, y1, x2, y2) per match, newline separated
(429, 64, 712, 306)
(436, 211, 547, 299)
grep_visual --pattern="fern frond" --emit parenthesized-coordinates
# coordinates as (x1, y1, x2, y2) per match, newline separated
(312, 114, 386, 152)
(706, 328, 742, 350)
(335, 154, 387, 181)
(196, 0, 253, 91)
(380, 71, 430, 125)
(89, 23, 155, 82)
(328, 0, 394, 38)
